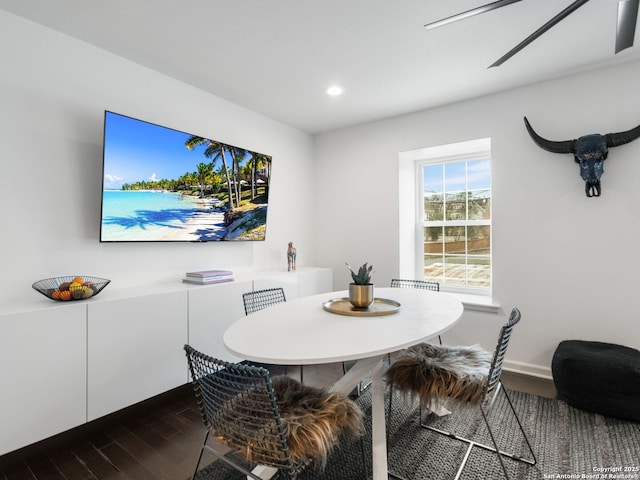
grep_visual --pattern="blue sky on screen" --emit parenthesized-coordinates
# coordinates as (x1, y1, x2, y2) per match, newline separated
(102, 112, 261, 191)
(103, 112, 205, 190)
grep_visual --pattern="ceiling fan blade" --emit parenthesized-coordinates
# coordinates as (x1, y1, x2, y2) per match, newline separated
(616, 0, 639, 53)
(489, 0, 591, 67)
(424, 0, 522, 31)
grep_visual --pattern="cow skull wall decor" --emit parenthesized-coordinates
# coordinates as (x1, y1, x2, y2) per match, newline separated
(524, 117, 640, 197)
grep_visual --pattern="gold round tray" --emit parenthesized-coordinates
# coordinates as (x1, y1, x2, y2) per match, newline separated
(322, 297, 401, 316)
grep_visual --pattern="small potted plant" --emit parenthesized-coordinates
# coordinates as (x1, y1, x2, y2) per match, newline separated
(346, 262, 374, 308)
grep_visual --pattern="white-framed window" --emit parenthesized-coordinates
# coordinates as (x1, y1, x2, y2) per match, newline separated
(399, 138, 491, 295)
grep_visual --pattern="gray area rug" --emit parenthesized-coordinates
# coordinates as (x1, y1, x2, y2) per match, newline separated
(193, 387, 640, 480)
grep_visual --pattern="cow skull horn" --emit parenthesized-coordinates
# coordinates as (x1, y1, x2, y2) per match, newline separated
(605, 123, 640, 147)
(523, 117, 575, 154)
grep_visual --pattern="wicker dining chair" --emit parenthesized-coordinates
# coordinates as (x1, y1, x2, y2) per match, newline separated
(390, 278, 440, 292)
(242, 287, 287, 315)
(390, 279, 442, 345)
(242, 287, 302, 381)
(184, 345, 367, 480)
(384, 308, 536, 480)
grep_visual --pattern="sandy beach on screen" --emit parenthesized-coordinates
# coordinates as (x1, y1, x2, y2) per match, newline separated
(161, 197, 227, 241)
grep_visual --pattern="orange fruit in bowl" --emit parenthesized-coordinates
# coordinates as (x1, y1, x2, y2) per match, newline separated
(72, 276, 84, 284)
(58, 290, 72, 301)
(52, 290, 62, 300)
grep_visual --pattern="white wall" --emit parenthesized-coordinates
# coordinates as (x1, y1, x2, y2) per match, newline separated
(313, 59, 640, 377)
(0, 11, 316, 305)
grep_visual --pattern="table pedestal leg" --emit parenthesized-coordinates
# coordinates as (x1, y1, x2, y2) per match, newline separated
(330, 356, 380, 395)
(329, 355, 389, 480)
(370, 357, 388, 480)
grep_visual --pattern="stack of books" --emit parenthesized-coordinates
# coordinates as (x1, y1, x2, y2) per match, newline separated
(183, 269, 234, 285)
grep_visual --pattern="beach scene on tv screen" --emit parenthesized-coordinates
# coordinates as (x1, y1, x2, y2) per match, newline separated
(101, 112, 271, 242)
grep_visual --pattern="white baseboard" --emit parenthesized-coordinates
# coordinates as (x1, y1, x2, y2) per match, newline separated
(504, 359, 553, 380)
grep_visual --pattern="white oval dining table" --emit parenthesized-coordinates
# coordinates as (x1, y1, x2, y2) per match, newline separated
(224, 287, 464, 480)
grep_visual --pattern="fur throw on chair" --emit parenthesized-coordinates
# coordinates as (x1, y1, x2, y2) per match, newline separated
(272, 376, 363, 467)
(212, 375, 363, 469)
(385, 343, 492, 406)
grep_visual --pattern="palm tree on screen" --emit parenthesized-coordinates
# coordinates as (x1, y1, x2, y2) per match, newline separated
(185, 136, 235, 210)
(228, 146, 246, 204)
(251, 152, 271, 200)
(195, 162, 214, 198)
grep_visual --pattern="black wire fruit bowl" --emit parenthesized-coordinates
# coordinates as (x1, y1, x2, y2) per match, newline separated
(32, 276, 111, 301)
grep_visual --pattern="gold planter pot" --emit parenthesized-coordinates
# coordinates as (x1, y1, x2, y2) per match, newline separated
(348, 283, 374, 308)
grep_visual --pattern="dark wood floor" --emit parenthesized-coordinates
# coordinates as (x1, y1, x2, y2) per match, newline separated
(0, 363, 339, 480)
(0, 383, 203, 480)
(0, 363, 555, 480)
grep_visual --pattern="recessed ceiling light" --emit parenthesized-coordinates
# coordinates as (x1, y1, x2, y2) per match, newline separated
(326, 85, 343, 96)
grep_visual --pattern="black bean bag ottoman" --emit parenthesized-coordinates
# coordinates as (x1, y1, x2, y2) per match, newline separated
(552, 340, 640, 422)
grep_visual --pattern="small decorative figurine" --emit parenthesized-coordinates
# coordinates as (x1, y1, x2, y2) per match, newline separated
(287, 242, 297, 271)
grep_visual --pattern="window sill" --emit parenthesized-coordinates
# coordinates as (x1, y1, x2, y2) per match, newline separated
(447, 292, 501, 314)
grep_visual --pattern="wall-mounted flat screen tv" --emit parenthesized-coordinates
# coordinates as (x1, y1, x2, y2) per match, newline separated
(100, 111, 271, 242)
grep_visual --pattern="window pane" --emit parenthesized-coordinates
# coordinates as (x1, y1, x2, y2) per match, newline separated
(423, 227, 443, 253)
(424, 193, 444, 221)
(445, 193, 466, 221)
(443, 255, 466, 285)
(466, 255, 491, 287)
(444, 162, 466, 192)
(423, 164, 443, 194)
(468, 225, 490, 254)
(467, 159, 491, 190)
(468, 190, 490, 220)
(423, 255, 443, 282)
(444, 226, 466, 254)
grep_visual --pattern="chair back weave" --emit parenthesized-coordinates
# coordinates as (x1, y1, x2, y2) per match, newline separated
(243, 287, 287, 315)
(483, 307, 521, 400)
(390, 278, 440, 291)
(183, 345, 298, 472)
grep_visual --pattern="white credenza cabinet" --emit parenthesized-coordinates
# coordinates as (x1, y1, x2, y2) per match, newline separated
(0, 267, 331, 455)
(87, 290, 188, 421)
(0, 304, 87, 455)
(187, 279, 252, 362)
(291, 268, 332, 298)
